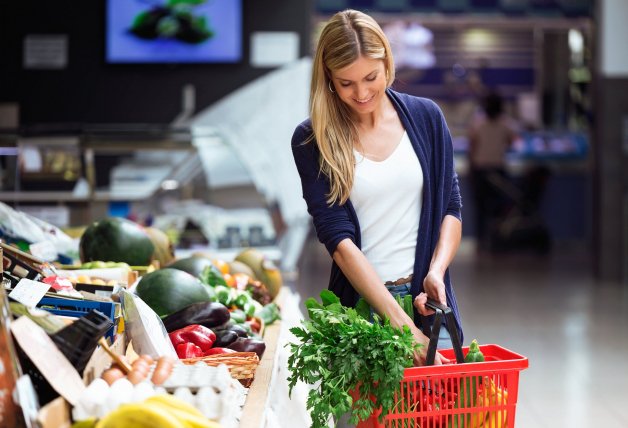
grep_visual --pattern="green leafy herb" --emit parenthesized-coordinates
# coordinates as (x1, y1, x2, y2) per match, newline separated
(200, 265, 227, 288)
(287, 290, 419, 427)
(256, 302, 281, 325)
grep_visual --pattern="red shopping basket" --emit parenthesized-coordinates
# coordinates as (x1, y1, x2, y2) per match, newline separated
(357, 300, 528, 428)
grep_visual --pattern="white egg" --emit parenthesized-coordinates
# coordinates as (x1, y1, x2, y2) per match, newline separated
(131, 381, 156, 402)
(105, 377, 134, 414)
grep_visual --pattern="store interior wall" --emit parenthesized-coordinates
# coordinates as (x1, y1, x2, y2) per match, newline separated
(0, 0, 312, 124)
(594, 0, 628, 283)
(2, 1, 622, 281)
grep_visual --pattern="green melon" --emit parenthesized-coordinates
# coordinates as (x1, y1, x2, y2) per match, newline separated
(135, 268, 211, 317)
(79, 217, 154, 266)
(166, 256, 215, 278)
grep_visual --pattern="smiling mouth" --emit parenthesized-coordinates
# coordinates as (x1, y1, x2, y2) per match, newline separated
(354, 95, 374, 104)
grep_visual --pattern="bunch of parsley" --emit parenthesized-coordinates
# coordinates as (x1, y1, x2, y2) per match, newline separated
(287, 290, 419, 427)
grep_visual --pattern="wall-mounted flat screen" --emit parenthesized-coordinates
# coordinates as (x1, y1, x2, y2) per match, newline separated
(106, 0, 242, 63)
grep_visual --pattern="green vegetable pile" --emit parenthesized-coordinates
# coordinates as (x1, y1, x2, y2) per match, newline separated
(287, 291, 420, 427)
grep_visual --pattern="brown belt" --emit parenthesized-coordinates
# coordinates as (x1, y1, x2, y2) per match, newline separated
(384, 274, 414, 286)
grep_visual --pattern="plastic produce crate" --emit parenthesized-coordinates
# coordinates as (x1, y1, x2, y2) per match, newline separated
(36, 297, 118, 340)
(357, 300, 529, 428)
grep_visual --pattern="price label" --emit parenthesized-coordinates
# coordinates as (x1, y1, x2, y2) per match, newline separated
(8, 278, 50, 308)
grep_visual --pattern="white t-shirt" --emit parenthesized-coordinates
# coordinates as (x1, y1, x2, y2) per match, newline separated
(351, 131, 423, 283)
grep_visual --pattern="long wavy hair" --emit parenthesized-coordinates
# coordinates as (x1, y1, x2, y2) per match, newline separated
(309, 9, 395, 206)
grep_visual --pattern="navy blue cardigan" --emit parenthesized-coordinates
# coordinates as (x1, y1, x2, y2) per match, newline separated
(291, 89, 463, 340)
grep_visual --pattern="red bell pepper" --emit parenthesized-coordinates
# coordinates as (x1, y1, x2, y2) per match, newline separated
(204, 347, 236, 356)
(418, 390, 458, 428)
(175, 342, 204, 359)
(168, 324, 216, 351)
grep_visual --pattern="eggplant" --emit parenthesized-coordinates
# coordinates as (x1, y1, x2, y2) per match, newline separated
(214, 329, 239, 347)
(226, 337, 266, 358)
(228, 324, 249, 338)
(215, 323, 249, 338)
(162, 301, 230, 332)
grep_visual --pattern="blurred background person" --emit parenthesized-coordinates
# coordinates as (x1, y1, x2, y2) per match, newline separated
(467, 91, 518, 251)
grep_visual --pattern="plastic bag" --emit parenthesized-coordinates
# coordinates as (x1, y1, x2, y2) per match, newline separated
(0, 202, 79, 261)
(120, 289, 177, 359)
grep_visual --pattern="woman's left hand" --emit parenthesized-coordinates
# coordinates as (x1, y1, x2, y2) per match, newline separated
(414, 271, 447, 316)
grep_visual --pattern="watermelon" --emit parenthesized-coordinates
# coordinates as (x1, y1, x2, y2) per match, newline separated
(135, 268, 211, 317)
(79, 217, 154, 266)
(166, 256, 215, 278)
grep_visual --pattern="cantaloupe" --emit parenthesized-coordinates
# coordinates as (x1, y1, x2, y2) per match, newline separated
(145, 226, 175, 268)
(234, 248, 283, 298)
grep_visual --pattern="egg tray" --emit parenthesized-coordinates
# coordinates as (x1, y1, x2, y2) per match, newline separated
(150, 361, 245, 393)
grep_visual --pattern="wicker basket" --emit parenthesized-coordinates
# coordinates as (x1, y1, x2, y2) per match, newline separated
(181, 351, 260, 387)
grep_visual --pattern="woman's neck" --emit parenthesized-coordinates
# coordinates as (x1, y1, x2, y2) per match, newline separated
(352, 94, 394, 130)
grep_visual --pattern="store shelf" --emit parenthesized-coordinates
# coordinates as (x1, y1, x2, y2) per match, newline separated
(1, 125, 211, 224)
(0, 191, 89, 202)
(175, 245, 282, 264)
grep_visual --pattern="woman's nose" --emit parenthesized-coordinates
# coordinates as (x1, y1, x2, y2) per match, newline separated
(355, 85, 369, 100)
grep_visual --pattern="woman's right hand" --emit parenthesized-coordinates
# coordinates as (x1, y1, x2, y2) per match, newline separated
(410, 325, 449, 366)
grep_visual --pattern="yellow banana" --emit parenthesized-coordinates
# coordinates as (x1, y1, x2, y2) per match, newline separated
(145, 394, 204, 417)
(95, 402, 186, 428)
(71, 418, 97, 428)
(145, 394, 221, 428)
(467, 385, 489, 428)
(478, 380, 508, 428)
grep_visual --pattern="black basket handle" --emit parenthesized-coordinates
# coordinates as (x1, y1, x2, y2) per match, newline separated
(422, 298, 465, 365)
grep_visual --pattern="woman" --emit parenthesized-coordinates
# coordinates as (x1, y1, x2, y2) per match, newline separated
(291, 9, 462, 365)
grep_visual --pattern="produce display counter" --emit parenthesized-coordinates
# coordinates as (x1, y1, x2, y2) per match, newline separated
(34, 286, 310, 428)
(234, 285, 312, 428)
(240, 313, 282, 428)
(2, 206, 311, 427)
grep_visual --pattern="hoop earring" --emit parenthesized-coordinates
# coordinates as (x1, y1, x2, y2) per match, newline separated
(328, 80, 336, 93)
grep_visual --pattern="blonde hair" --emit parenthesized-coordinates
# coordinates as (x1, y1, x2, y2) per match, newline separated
(310, 9, 395, 206)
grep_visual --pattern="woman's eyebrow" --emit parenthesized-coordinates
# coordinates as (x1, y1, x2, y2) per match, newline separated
(337, 70, 378, 82)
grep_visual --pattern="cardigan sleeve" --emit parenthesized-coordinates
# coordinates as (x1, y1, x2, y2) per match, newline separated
(447, 171, 463, 221)
(429, 100, 463, 221)
(291, 122, 357, 256)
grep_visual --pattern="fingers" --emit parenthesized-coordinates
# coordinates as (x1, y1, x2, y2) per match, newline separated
(437, 286, 447, 307)
(413, 292, 434, 316)
(423, 271, 448, 306)
(414, 352, 451, 367)
(413, 352, 424, 367)
(436, 352, 450, 365)
(414, 350, 449, 366)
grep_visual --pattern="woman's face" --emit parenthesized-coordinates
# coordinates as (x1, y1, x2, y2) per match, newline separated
(330, 55, 388, 116)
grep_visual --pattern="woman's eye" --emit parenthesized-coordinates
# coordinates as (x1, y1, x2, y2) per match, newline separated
(340, 83, 351, 87)
(366, 75, 377, 82)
